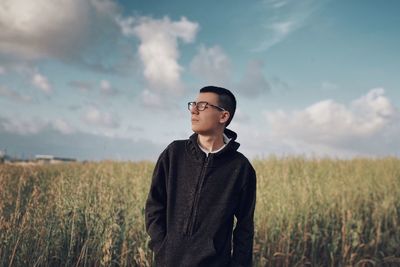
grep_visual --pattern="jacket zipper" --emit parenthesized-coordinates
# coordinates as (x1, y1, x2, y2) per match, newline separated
(185, 156, 209, 236)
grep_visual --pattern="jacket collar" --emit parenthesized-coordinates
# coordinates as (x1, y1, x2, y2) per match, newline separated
(188, 128, 240, 161)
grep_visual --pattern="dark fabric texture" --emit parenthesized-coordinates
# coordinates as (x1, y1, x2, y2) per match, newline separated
(145, 129, 257, 267)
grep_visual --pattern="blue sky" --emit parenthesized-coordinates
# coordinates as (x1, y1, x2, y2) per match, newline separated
(1, 0, 399, 161)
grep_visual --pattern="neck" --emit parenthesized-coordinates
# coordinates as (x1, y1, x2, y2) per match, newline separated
(197, 132, 225, 153)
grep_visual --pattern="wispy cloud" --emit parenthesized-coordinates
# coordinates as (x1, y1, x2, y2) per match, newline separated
(230, 108, 251, 124)
(236, 60, 271, 97)
(69, 79, 119, 96)
(0, 85, 32, 103)
(31, 72, 52, 94)
(0, 116, 46, 135)
(189, 46, 271, 98)
(0, 115, 76, 136)
(69, 80, 94, 92)
(254, 0, 325, 51)
(141, 89, 163, 108)
(190, 45, 232, 85)
(82, 106, 120, 129)
(321, 81, 339, 92)
(52, 118, 76, 134)
(99, 79, 119, 95)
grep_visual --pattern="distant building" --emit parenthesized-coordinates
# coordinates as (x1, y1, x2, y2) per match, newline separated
(0, 150, 13, 164)
(35, 154, 77, 164)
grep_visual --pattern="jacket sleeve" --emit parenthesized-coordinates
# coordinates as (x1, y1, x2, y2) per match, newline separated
(145, 149, 168, 253)
(231, 166, 257, 267)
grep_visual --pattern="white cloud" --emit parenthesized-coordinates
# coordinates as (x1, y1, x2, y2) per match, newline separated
(83, 107, 120, 128)
(1, 65, 54, 95)
(190, 45, 232, 85)
(236, 60, 271, 97)
(0, 116, 46, 135)
(100, 79, 118, 95)
(31, 73, 52, 94)
(0, 125, 163, 161)
(190, 47, 270, 98)
(230, 108, 250, 124)
(69, 80, 94, 92)
(139, 89, 184, 114)
(0, 85, 32, 103)
(52, 118, 75, 134)
(0, 66, 5, 75)
(0, 115, 77, 135)
(117, 16, 199, 93)
(141, 89, 163, 108)
(100, 80, 112, 93)
(264, 88, 400, 156)
(0, 0, 119, 63)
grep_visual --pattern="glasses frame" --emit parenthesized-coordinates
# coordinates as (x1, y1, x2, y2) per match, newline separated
(188, 101, 226, 112)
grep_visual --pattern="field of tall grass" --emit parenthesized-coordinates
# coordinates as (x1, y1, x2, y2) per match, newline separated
(0, 157, 399, 266)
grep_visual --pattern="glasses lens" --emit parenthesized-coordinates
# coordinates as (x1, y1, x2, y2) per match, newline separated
(188, 101, 209, 111)
(188, 102, 195, 111)
(197, 102, 207, 111)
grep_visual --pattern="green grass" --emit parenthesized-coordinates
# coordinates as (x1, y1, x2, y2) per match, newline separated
(1, 157, 399, 266)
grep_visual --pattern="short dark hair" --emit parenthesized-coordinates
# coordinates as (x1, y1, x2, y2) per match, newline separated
(199, 86, 236, 127)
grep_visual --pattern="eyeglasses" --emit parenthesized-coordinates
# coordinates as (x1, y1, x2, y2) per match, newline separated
(188, 101, 226, 112)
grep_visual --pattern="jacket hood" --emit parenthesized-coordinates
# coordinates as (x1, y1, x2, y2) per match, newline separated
(188, 128, 240, 161)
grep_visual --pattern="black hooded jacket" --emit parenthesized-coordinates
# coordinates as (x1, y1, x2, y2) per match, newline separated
(145, 129, 256, 267)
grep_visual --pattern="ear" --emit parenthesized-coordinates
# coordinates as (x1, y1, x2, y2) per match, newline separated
(219, 111, 230, 124)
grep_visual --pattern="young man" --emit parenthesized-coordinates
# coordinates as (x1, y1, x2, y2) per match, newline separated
(145, 86, 257, 267)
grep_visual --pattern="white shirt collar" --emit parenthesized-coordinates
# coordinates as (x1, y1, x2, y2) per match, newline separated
(198, 133, 232, 156)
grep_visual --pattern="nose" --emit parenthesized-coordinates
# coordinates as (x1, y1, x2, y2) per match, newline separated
(189, 105, 199, 114)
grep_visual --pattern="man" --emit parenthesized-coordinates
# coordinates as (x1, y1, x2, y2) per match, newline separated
(145, 86, 256, 267)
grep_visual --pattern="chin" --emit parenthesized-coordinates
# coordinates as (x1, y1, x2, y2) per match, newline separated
(192, 127, 212, 136)
(191, 126, 200, 133)
(191, 124, 201, 132)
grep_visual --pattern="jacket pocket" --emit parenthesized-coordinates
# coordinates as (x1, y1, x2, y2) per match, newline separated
(154, 234, 168, 256)
(183, 235, 217, 263)
(154, 235, 168, 266)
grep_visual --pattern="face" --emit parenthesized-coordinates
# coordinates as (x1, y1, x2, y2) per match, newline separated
(189, 92, 229, 135)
